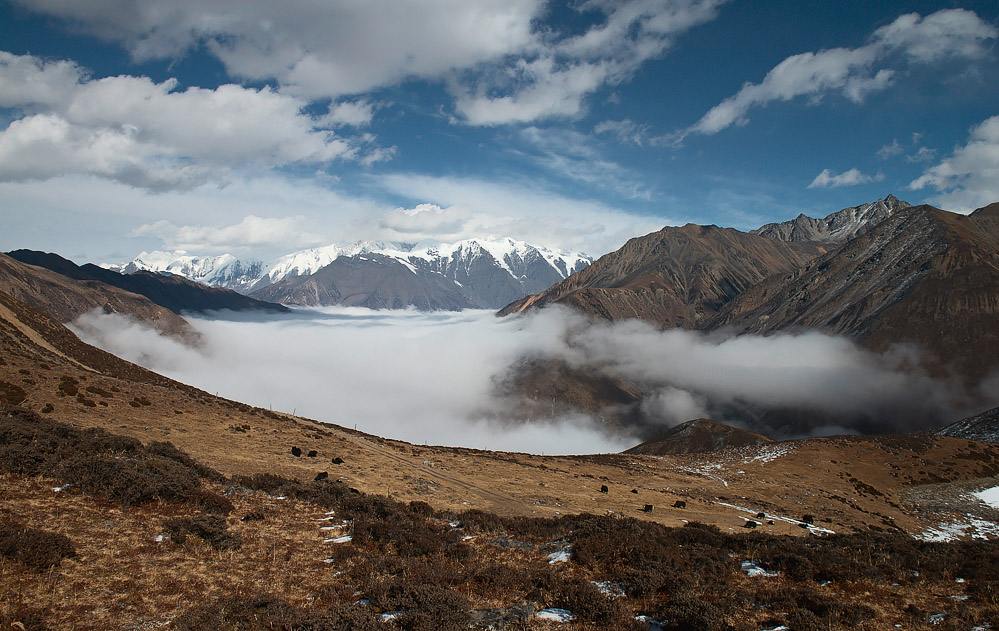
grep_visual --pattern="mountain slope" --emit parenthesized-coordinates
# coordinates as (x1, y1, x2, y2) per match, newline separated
(752, 194, 909, 244)
(0, 253, 194, 340)
(498, 223, 821, 328)
(711, 203, 999, 382)
(8, 250, 288, 316)
(624, 418, 773, 455)
(250, 253, 476, 310)
(937, 405, 999, 443)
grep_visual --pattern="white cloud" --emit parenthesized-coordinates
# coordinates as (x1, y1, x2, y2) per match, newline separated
(452, 0, 725, 125)
(318, 100, 384, 128)
(131, 215, 324, 252)
(808, 167, 884, 189)
(871, 9, 999, 63)
(0, 51, 388, 190)
(13, 0, 544, 97)
(378, 203, 474, 241)
(0, 172, 390, 261)
(686, 9, 997, 137)
(374, 172, 669, 254)
(517, 126, 654, 200)
(905, 146, 936, 163)
(877, 139, 904, 159)
(68, 306, 985, 451)
(70, 307, 635, 454)
(910, 115, 999, 213)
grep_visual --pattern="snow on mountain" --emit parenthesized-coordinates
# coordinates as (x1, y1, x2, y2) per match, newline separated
(110, 238, 593, 309)
(107, 251, 266, 293)
(752, 195, 910, 244)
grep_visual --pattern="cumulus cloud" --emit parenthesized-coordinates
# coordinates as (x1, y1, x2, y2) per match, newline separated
(13, 0, 726, 126)
(374, 172, 669, 254)
(11, 0, 543, 96)
(685, 9, 997, 137)
(130, 215, 325, 252)
(0, 51, 388, 190)
(910, 115, 999, 213)
(452, 0, 725, 125)
(807, 167, 884, 189)
(69, 306, 987, 454)
(379, 204, 475, 241)
(318, 100, 385, 128)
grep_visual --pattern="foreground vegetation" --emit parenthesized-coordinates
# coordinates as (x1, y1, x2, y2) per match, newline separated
(1, 404, 998, 630)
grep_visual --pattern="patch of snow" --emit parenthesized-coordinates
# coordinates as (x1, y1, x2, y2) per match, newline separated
(715, 501, 835, 534)
(591, 581, 625, 598)
(974, 486, 999, 510)
(536, 608, 575, 622)
(741, 560, 778, 577)
(322, 558, 336, 564)
(380, 612, 403, 622)
(746, 444, 795, 464)
(323, 535, 353, 544)
(635, 615, 664, 631)
(547, 548, 572, 564)
(917, 517, 999, 542)
(929, 613, 946, 624)
(154, 534, 167, 543)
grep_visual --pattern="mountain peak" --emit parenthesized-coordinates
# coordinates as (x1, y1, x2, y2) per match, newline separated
(752, 195, 911, 245)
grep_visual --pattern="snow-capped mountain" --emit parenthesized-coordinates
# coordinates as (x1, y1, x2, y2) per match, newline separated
(110, 252, 267, 293)
(111, 238, 592, 310)
(752, 194, 910, 244)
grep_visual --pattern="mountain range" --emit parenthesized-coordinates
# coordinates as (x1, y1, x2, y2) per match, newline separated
(500, 196, 999, 385)
(113, 238, 593, 310)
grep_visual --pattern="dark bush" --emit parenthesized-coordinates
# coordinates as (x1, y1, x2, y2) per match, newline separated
(163, 515, 242, 550)
(0, 519, 75, 570)
(651, 595, 727, 631)
(172, 593, 382, 631)
(0, 405, 226, 511)
(366, 577, 470, 631)
(57, 377, 78, 397)
(0, 380, 27, 405)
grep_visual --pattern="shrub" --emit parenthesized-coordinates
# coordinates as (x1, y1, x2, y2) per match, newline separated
(163, 515, 242, 550)
(366, 577, 470, 631)
(0, 405, 226, 511)
(0, 519, 75, 570)
(172, 593, 382, 631)
(0, 380, 27, 405)
(650, 595, 727, 631)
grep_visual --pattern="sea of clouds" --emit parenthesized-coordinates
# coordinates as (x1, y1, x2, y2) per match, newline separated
(70, 305, 995, 455)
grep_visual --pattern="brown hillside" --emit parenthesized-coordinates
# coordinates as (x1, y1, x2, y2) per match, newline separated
(711, 204, 999, 383)
(498, 224, 822, 328)
(624, 418, 774, 456)
(0, 252, 195, 341)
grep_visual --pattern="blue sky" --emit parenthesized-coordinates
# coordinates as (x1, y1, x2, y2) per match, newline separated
(0, 0, 996, 263)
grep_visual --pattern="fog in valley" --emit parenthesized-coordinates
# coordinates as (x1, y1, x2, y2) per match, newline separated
(70, 306, 996, 454)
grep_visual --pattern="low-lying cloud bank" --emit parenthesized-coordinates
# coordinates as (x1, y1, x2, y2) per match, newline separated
(70, 306, 996, 455)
